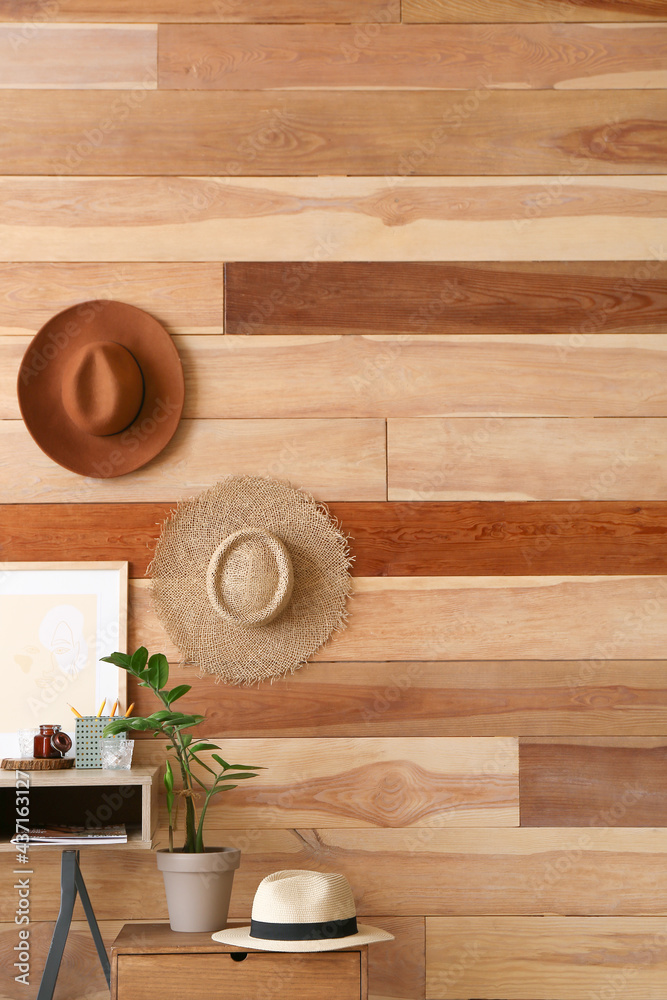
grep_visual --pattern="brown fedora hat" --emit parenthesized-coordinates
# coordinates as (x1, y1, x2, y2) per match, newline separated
(17, 300, 184, 478)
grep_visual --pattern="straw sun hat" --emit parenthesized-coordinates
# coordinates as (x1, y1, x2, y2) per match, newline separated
(150, 476, 352, 684)
(212, 870, 394, 952)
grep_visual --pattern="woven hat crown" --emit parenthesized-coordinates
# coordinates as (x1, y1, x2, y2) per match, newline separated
(251, 871, 356, 925)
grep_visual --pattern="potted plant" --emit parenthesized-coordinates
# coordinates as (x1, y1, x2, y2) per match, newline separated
(102, 646, 263, 932)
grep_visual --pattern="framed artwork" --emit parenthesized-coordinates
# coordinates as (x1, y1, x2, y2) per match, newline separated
(0, 562, 128, 758)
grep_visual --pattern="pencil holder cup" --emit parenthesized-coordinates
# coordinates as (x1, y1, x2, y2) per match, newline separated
(75, 717, 126, 768)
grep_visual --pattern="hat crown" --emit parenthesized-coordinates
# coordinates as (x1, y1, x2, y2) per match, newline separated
(206, 528, 294, 627)
(61, 341, 144, 437)
(251, 871, 357, 925)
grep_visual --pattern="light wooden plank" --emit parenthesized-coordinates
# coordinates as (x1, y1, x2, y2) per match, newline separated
(2, 91, 666, 175)
(6, 501, 667, 580)
(368, 917, 425, 1000)
(129, 576, 667, 663)
(404, 0, 667, 22)
(7, 333, 667, 421)
(158, 23, 667, 90)
(0, 419, 386, 502)
(1, 177, 665, 262)
(388, 417, 667, 501)
(0, 24, 157, 89)
(520, 739, 667, 827)
(426, 916, 667, 1000)
(0, 263, 223, 336)
(133, 737, 518, 829)
(9, 829, 667, 921)
(129, 659, 667, 738)
(0, 0, 399, 23)
(225, 261, 667, 337)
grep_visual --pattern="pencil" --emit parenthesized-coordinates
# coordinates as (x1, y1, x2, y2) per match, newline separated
(68, 703, 83, 718)
(124, 703, 135, 718)
(110, 700, 118, 718)
(96, 698, 106, 718)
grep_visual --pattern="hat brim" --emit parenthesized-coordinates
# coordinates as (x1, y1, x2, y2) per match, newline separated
(17, 299, 184, 478)
(211, 922, 394, 952)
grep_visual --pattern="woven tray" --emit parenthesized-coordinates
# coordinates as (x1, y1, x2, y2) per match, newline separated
(2, 757, 74, 770)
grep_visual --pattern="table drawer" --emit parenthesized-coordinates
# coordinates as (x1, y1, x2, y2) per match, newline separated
(117, 951, 362, 1000)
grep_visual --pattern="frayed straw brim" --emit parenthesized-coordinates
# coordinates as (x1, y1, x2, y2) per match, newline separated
(211, 923, 394, 952)
(150, 476, 352, 685)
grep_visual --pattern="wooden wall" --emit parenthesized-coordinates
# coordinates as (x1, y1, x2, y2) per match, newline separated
(1, 2, 667, 999)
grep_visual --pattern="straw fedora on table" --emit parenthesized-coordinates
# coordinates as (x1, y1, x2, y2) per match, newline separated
(17, 299, 184, 478)
(151, 475, 352, 685)
(212, 870, 394, 952)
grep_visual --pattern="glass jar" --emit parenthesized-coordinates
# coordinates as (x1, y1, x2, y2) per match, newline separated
(33, 724, 72, 759)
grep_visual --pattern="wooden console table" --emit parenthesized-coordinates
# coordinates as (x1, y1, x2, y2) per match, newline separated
(111, 922, 368, 1000)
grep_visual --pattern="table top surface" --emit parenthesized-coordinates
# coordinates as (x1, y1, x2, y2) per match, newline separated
(112, 922, 368, 955)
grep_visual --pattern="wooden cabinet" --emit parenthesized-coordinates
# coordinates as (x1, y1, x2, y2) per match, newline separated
(111, 923, 368, 1000)
(0, 766, 159, 849)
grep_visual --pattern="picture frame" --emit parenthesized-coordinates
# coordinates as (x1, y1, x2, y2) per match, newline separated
(0, 561, 128, 758)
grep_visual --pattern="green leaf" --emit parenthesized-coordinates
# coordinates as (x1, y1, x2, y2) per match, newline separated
(216, 772, 260, 783)
(164, 760, 174, 793)
(131, 647, 148, 673)
(100, 652, 131, 669)
(208, 784, 238, 795)
(102, 719, 134, 736)
(125, 718, 153, 731)
(211, 754, 230, 770)
(180, 734, 193, 748)
(189, 743, 220, 753)
(166, 684, 191, 704)
(228, 763, 264, 771)
(147, 653, 169, 691)
(188, 754, 216, 776)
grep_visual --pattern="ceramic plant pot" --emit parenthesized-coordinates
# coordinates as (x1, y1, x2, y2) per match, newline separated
(156, 847, 241, 932)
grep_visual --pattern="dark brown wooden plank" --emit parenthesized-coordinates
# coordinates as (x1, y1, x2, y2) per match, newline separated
(158, 23, 667, 91)
(520, 739, 667, 827)
(4, 502, 667, 578)
(403, 0, 667, 22)
(224, 262, 667, 336)
(0, 0, 398, 23)
(127, 660, 667, 738)
(2, 91, 666, 176)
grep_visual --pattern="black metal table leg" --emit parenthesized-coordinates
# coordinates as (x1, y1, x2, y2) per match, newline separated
(36, 850, 111, 1000)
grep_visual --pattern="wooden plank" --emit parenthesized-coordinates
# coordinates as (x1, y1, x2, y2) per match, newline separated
(6, 501, 667, 579)
(0, 263, 223, 336)
(0, 24, 156, 89)
(426, 916, 667, 1000)
(9, 829, 667, 921)
(0, 0, 399, 22)
(368, 917, 425, 1000)
(225, 262, 667, 336)
(127, 659, 667, 738)
(404, 0, 667, 22)
(8, 333, 667, 421)
(2, 91, 667, 176)
(158, 23, 667, 91)
(520, 739, 667, 827)
(388, 417, 667, 501)
(129, 576, 667, 663)
(2, 177, 666, 263)
(133, 737, 518, 829)
(0, 419, 386, 503)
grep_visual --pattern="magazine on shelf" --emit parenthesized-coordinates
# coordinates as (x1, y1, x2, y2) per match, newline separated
(12, 824, 128, 845)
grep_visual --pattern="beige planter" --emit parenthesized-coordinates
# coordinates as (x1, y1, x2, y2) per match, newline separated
(156, 847, 241, 932)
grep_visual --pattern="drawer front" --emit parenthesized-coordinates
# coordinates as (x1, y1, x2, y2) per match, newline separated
(117, 951, 361, 1000)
